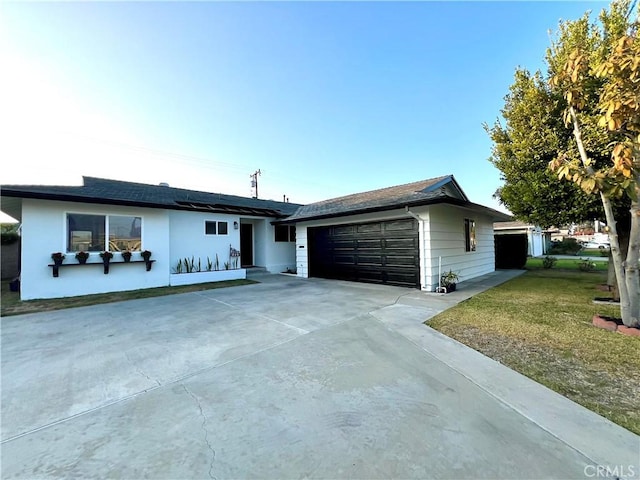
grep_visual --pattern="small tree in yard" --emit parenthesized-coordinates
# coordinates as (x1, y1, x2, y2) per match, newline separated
(548, 0, 639, 327)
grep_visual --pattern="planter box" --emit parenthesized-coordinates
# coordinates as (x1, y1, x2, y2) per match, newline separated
(169, 269, 246, 286)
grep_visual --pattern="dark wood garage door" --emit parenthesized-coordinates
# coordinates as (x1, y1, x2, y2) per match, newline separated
(308, 218, 420, 288)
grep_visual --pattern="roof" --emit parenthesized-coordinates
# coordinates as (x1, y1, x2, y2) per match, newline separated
(1, 177, 301, 219)
(280, 175, 512, 223)
(494, 221, 539, 231)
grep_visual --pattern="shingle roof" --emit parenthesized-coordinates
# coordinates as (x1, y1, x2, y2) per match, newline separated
(1, 177, 301, 217)
(281, 175, 471, 222)
(494, 221, 533, 229)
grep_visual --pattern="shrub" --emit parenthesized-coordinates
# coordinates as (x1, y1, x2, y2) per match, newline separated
(578, 258, 596, 272)
(542, 256, 557, 269)
(548, 238, 582, 255)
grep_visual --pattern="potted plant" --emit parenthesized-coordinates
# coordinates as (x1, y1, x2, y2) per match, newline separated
(121, 250, 132, 263)
(440, 270, 459, 293)
(100, 251, 114, 274)
(141, 250, 153, 271)
(75, 251, 90, 264)
(51, 252, 65, 277)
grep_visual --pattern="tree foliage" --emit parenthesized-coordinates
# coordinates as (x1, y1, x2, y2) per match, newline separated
(489, 0, 639, 327)
(486, 69, 606, 228)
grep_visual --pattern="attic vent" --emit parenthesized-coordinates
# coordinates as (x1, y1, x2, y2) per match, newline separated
(159, 182, 170, 187)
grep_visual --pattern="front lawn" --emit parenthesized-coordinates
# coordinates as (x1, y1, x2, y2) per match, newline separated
(428, 269, 639, 435)
(525, 257, 608, 271)
(0, 279, 257, 317)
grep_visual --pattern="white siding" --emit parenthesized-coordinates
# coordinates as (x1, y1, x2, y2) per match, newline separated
(422, 204, 495, 291)
(20, 199, 169, 300)
(296, 226, 308, 278)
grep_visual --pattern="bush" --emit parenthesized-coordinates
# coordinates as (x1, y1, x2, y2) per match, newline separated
(548, 238, 582, 255)
(542, 256, 557, 269)
(578, 258, 596, 272)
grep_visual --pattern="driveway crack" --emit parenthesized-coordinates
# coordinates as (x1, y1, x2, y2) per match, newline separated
(182, 384, 216, 480)
(124, 351, 161, 387)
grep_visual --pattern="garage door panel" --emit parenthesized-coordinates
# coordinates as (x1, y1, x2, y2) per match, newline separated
(384, 238, 418, 248)
(385, 255, 418, 266)
(332, 225, 355, 236)
(356, 223, 382, 234)
(356, 239, 382, 249)
(308, 218, 419, 288)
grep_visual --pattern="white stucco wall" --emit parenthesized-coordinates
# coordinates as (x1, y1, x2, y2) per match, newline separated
(20, 199, 170, 300)
(236, 218, 296, 273)
(168, 210, 242, 272)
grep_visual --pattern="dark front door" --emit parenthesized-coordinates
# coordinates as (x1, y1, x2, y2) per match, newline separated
(240, 223, 253, 267)
(308, 218, 419, 288)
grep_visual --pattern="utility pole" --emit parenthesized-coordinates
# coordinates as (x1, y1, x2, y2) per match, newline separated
(250, 169, 261, 199)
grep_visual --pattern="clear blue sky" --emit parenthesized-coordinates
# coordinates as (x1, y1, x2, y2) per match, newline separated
(0, 1, 607, 219)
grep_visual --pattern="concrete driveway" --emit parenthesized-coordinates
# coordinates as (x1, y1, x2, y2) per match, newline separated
(1, 273, 637, 479)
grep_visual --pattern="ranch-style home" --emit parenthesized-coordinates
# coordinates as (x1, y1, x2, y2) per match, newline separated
(1, 174, 511, 300)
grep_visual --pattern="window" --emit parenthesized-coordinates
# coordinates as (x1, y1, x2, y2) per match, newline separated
(205, 221, 228, 235)
(67, 214, 141, 252)
(275, 225, 296, 242)
(465, 219, 476, 252)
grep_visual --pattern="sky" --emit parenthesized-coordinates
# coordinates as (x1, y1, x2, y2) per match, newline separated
(0, 1, 608, 223)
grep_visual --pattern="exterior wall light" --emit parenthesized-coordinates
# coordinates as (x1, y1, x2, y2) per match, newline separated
(234, 221, 239, 230)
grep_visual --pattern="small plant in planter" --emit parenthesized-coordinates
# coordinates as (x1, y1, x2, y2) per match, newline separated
(141, 250, 153, 271)
(121, 250, 132, 263)
(75, 251, 90, 264)
(100, 251, 114, 274)
(51, 252, 65, 277)
(440, 270, 459, 293)
(51, 252, 65, 264)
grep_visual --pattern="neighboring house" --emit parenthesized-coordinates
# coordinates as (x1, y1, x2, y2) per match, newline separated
(279, 175, 511, 291)
(1, 177, 300, 300)
(494, 221, 546, 257)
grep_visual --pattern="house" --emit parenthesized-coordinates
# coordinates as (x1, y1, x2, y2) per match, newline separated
(279, 175, 511, 291)
(1, 177, 300, 300)
(493, 221, 547, 257)
(1, 174, 511, 300)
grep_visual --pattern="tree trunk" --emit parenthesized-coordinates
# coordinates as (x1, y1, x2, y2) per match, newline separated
(569, 107, 638, 327)
(624, 192, 640, 327)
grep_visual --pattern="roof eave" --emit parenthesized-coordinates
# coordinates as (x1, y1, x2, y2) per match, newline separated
(1, 190, 289, 218)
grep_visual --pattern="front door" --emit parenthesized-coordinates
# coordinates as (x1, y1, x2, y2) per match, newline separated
(240, 223, 253, 267)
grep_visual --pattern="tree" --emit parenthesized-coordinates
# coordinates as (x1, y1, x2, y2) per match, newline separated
(488, 0, 638, 327)
(549, 0, 639, 327)
(486, 69, 609, 229)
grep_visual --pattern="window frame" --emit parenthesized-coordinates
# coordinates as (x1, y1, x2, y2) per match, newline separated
(275, 225, 296, 242)
(205, 220, 229, 236)
(464, 218, 476, 252)
(66, 212, 142, 253)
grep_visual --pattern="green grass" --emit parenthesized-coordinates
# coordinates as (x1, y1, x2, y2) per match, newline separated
(526, 257, 608, 271)
(0, 279, 257, 317)
(429, 269, 639, 435)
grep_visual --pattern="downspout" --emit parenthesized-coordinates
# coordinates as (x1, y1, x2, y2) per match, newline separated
(405, 207, 427, 291)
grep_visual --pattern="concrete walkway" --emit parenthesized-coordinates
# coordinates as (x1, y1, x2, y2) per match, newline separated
(1, 271, 638, 479)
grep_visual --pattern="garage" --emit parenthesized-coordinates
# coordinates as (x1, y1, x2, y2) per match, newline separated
(308, 218, 419, 288)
